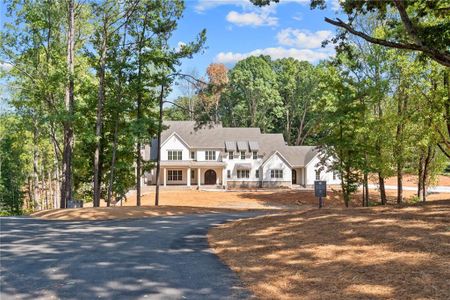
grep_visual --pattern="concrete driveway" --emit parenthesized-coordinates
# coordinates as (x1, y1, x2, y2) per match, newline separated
(0, 213, 262, 299)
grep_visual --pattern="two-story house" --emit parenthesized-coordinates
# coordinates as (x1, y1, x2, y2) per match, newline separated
(144, 121, 339, 189)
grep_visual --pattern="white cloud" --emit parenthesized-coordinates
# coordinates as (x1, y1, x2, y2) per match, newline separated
(277, 28, 332, 49)
(214, 47, 333, 64)
(0, 62, 13, 71)
(194, 0, 309, 13)
(329, 0, 341, 11)
(226, 10, 278, 27)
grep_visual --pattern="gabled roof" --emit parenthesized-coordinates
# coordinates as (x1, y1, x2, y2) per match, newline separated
(154, 121, 319, 166)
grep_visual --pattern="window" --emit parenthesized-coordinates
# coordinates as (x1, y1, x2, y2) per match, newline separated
(255, 170, 259, 178)
(332, 171, 337, 180)
(168, 170, 182, 181)
(228, 151, 234, 160)
(168, 150, 182, 161)
(227, 170, 231, 179)
(205, 150, 216, 160)
(270, 169, 283, 179)
(315, 170, 321, 180)
(191, 170, 195, 180)
(252, 151, 258, 159)
(240, 151, 245, 159)
(237, 170, 250, 178)
(190, 151, 195, 159)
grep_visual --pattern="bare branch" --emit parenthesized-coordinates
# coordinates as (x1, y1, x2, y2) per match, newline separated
(324, 17, 450, 67)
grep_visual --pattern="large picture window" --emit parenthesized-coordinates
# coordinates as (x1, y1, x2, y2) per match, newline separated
(205, 150, 216, 160)
(270, 169, 283, 179)
(237, 170, 250, 179)
(168, 170, 182, 181)
(168, 150, 182, 160)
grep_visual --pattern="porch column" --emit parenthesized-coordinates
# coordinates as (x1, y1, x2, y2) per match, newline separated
(197, 168, 201, 187)
(163, 168, 167, 187)
(187, 168, 191, 187)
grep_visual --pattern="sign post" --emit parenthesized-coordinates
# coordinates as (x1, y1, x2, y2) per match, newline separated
(314, 181, 327, 208)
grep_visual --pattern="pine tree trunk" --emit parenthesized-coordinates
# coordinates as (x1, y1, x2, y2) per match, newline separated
(61, 0, 75, 209)
(378, 173, 387, 205)
(33, 125, 40, 210)
(422, 146, 434, 202)
(155, 84, 164, 206)
(107, 118, 119, 207)
(417, 151, 425, 201)
(93, 20, 108, 208)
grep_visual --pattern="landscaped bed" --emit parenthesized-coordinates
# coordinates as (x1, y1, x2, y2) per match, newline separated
(208, 199, 450, 299)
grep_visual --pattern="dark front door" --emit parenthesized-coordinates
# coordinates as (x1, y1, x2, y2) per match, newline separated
(292, 170, 297, 184)
(205, 169, 217, 185)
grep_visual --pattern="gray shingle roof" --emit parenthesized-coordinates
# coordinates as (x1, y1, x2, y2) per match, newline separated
(153, 121, 318, 166)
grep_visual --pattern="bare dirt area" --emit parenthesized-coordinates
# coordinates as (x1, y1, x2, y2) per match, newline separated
(208, 200, 450, 300)
(31, 206, 245, 221)
(114, 188, 450, 209)
(369, 174, 450, 187)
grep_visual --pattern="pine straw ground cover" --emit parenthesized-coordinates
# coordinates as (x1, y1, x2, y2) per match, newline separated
(208, 199, 450, 300)
(31, 206, 248, 220)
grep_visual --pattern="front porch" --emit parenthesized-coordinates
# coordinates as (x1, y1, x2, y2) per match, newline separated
(149, 162, 226, 188)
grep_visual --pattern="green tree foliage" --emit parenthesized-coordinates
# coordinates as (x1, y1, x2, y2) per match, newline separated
(0, 115, 30, 214)
(0, 0, 205, 211)
(220, 55, 283, 132)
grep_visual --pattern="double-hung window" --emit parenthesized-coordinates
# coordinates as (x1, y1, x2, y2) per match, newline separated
(237, 170, 250, 179)
(270, 169, 283, 179)
(255, 170, 260, 178)
(205, 150, 216, 160)
(227, 170, 231, 179)
(240, 151, 245, 159)
(168, 150, 182, 161)
(252, 151, 258, 159)
(228, 151, 234, 160)
(168, 170, 182, 181)
(190, 151, 195, 159)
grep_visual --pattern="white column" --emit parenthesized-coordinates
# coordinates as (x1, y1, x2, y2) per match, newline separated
(187, 168, 191, 187)
(197, 168, 201, 187)
(222, 168, 227, 187)
(163, 168, 167, 187)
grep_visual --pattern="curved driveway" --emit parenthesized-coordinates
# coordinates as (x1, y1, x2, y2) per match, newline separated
(0, 212, 263, 299)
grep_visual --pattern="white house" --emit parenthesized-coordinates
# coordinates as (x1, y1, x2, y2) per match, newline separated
(143, 121, 339, 189)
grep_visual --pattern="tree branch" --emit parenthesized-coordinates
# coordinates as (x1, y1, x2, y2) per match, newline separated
(324, 17, 450, 67)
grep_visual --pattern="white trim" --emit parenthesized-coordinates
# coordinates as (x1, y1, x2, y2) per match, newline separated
(160, 132, 191, 149)
(261, 151, 293, 169)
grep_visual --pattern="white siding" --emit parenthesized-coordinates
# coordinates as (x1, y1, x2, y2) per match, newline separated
(305, 156, 341, 185)
(160, 135, 190, 161)
(261, 153, 292, 182)
(224, 151, 261, 181)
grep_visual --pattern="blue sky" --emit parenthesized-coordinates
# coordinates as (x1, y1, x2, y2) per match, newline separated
(171, 0, 342, 74)
(0, 0, 343, 107)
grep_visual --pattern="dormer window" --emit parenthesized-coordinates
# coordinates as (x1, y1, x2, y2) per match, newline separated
(168, 150, 182, 160)
(228, 151, 234, 160)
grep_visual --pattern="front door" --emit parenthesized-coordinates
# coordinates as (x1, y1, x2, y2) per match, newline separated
(205, 169, 217, 185)
(292, 170, 297, 184)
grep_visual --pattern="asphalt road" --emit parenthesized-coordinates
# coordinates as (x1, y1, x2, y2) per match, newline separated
(0, 212, 262, 300)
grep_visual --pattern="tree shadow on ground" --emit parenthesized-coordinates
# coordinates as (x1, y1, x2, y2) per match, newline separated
(0, 213, 260, 299)
(208, 200, 450, 299)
